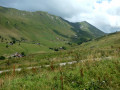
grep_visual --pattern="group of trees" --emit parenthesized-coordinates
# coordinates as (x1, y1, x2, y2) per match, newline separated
(0, 36, 22, 48)
(49, 46, 67, 51)
(5, 38, 22, 48)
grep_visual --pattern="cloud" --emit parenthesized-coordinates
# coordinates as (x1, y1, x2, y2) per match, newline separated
(0, 0, 120, 33)
(0, 0, 93, 18)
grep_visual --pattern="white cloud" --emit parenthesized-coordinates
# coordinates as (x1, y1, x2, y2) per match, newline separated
(65, 0, 120, 33)
(0, 0, 120, 33)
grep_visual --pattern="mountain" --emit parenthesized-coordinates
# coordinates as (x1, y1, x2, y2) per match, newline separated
(77, 21, 105, 37)
(68, 21, 105, 44)
(0, 6, 105, 55)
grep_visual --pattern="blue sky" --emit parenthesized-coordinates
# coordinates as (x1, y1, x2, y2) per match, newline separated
(0, 0, 120, 33)
(96, 0, 112, 3)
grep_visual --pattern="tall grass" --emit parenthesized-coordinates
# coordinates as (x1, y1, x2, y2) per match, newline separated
(0, 56, 119, 89)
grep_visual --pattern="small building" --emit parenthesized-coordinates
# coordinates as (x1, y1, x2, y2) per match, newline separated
(11, 52, 23, 58)
(8, 42, 13, 45)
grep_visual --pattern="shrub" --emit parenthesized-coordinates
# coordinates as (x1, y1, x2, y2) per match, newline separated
(21, 52, 25, 56)
(67, 42, 72, 45)
(12, 40, 16, 44)
(54, 48, 59, 51)
(0, 56, 5, 60)
(62, 46, 67, 50)
(6, 45, 9, 48)
(77, 38, 88, 45)
(49, 47, 54, 50)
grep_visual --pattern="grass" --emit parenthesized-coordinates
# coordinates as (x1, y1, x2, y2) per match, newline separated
(0, 32, 119, 89)
(0, 42, 51, 55)
(0, 57, 120, 89)
(0, 6, 105, 56)
(0, 32, 120, 70)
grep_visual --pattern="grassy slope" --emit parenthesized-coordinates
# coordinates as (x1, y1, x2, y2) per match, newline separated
(1, 58, 120, 90)
(80, 31, 120, 50)
(0, 32, 119, 71)
(0, 43, 52, 56)
(0, 32, 120, 89)
(0, 6, 74, 55)
(0, 6, 105, 56)
(79, 21, 105, 37)
(68, 21, 105, 44)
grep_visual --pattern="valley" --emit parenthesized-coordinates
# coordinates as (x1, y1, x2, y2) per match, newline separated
(0, 6, 119, 90)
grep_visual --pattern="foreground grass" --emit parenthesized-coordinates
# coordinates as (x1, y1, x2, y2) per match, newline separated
(0, 57, 120, 90)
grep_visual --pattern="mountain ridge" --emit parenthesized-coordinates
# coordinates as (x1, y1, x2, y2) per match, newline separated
(0, 6, 105, 55)
(0, 6, 105, 41)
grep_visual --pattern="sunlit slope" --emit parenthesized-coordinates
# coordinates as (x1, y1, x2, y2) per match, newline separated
(80, 31, 120, 50)
(0, 6, 104, 42)
(0, 6, 105, 55)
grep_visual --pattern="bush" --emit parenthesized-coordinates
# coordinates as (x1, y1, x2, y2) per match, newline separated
(49, 47, 54, 50)
(54, 48, 59, 51)
(77, 38, 88, 45)
(21, 52, 25, 56)
(0, 56, 5, 60)
(6, 45, 9, 48)
(62, 46, 67, 50)
(12, 40, 16, 44)
(67, 42, 72, 45)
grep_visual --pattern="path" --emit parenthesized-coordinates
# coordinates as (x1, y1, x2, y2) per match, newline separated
(0, 57, 112, 74)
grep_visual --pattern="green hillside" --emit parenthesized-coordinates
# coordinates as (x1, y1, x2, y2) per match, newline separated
(0, 31, 119, 71)
(80, 31, 120, 50)
(78, 21, 105, 37)
(0, 6, 105, 56)
(64, 21, 105, 44)
(0, 31, 120, 90)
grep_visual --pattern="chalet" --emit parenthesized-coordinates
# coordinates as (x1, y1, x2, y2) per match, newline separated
(11, 52, 23, 58)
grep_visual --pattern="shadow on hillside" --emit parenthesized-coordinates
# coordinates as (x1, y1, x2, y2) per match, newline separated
(59, 18, 93, 44)
(53, 29, 69, 38)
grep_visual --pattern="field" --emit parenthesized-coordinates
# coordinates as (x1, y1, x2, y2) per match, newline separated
(0, 32, 120, 89)
(0, 55, 120, 89)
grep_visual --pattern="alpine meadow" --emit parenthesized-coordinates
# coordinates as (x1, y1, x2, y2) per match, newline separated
(0, 1, 120, 90)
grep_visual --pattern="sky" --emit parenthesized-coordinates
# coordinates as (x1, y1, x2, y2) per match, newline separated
(0, 0, 120, 33)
